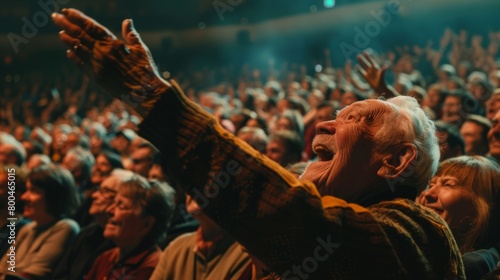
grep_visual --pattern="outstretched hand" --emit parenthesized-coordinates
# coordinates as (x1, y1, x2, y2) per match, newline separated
(356, 51, 387, 92)
(355, 51, 400, 98)
(52, 8, 169, 117)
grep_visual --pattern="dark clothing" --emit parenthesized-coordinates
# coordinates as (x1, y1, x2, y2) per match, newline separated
(52, 223, 114, 280)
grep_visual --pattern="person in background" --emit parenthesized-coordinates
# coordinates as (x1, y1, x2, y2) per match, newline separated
(52, 169, 133, 280)
(0, 164, 80, 279)
(435, 121, 465, 161)
(150, 195, 252, 280)
(0, 165, 28, 257)
(85, 177, 175, 280)
(460, 115, 491, 156)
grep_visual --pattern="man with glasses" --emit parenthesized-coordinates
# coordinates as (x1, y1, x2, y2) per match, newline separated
(53, 169, 134, 280)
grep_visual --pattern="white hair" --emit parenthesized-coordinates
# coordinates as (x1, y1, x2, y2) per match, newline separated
(379, 96, 440, 192)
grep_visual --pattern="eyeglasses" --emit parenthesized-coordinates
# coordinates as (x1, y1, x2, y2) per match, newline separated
(97, 186, 117, 197)
(131, 157, 151, 165)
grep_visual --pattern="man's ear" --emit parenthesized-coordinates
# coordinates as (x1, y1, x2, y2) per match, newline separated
(377, 144, 417, 179)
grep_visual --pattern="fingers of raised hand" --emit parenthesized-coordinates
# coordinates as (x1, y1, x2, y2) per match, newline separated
(362, 51, 380, 69)
(122, 19, 143, 47)
(357, 53, 372, 70)
(355, 64, 367, 77)
(59, 31, 91, 61)
(62, 8, 115, 40)
(52, 12, 94, 49)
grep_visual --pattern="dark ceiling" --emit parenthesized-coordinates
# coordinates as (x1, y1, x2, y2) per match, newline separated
(1, 0, 366, 33)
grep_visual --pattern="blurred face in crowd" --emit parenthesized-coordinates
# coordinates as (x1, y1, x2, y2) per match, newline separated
(442, 96, 462, 123)
(0, 145, 17, 166)
(340, 92, 358, 108)
(488, 110, 500, 160)
(129, 147, 154, 177)
(89, 131, 103, 156)
(61, 152, 81, 181)
(91, 154, 114, 185)
(104, 191, 153, 248)
(275, 117, 293, 132)
(148, 164, 165, 182)
(111, 135, 130, 154)
(421, 174, 475, 232)
(425, 87, 441, 109)
(460, 121, 488, 155)
(266, 139, 288, 167)
(21, 181, 52, 225)
(89, 176, 119, 224)
(486, 97, 500, 120)
(301, 100, 391, 199)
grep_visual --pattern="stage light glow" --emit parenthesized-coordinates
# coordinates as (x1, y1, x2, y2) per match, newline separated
(315, 64, 323, 72)
(324, 0, 335, 8)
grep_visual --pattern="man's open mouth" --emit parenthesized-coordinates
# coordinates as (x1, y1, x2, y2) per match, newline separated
(314, 145, 334, 161)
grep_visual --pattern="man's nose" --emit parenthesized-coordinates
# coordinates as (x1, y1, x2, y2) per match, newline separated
(315, 120, 336, 135)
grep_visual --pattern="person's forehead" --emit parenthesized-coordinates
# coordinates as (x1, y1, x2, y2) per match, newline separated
(101, 176, 120, 190)
(338, 100, 384, 114)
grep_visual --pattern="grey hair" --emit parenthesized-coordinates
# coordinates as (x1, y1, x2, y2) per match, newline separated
(378, 96, 440, 192)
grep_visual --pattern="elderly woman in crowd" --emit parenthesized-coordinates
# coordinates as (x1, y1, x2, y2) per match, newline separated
(85, 176, 175, 280)
(0, 164, 80, 279)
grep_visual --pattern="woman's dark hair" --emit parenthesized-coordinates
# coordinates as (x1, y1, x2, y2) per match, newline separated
(98, 150, 124, 170)
(28, 164, 80, 219)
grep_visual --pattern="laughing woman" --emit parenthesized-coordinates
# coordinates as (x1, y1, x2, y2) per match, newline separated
(419, 156, 500, 279)
(0, 165, 80, 280)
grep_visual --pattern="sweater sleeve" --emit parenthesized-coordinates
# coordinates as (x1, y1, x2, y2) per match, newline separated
(138, 81, 462, 279)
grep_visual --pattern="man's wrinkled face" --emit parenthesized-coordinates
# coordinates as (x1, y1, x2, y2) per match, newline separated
(300, 100, 391, 200)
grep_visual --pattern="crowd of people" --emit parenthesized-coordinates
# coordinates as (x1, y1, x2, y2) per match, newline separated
(0, 7, 500, 279)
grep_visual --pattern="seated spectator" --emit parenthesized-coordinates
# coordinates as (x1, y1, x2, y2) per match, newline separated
(85, 176, 175, 280)
(22, 140, 44, 163)
(61, 146, 95, 197)
(441, 90, 469, 126)
(266, 130, 303, 167)
(128, 142, 159, 178)
(0, 133, 26, 167)
(90, 150, 123, 187)
(424, 84, 447, 120)
(486, 89, 500, 121)
(52, 169, 133, 280)
(0, 164, 80, 279)
(460, 115, 491, 156)
(26, 154, 51, 170)
(236, 127, 269, 153)
(435, 121, 465, 161)
(420, 156, 500, 253)
(88, 122, 110, 157)
(150, 195, 252, 280)
(0, 165, 28, 257)
(419, 156, 500, 279)
(488, 109, 500, 163)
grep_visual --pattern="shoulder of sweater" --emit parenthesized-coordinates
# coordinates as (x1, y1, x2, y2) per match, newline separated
(51, 218, 81, 233)
(164, 231, 197, 251)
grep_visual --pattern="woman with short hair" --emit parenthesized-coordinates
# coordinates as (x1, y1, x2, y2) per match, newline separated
(0, 164, 81, 279)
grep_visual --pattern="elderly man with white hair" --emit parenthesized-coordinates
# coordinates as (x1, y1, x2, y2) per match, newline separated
(53, 9, 464, 279)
